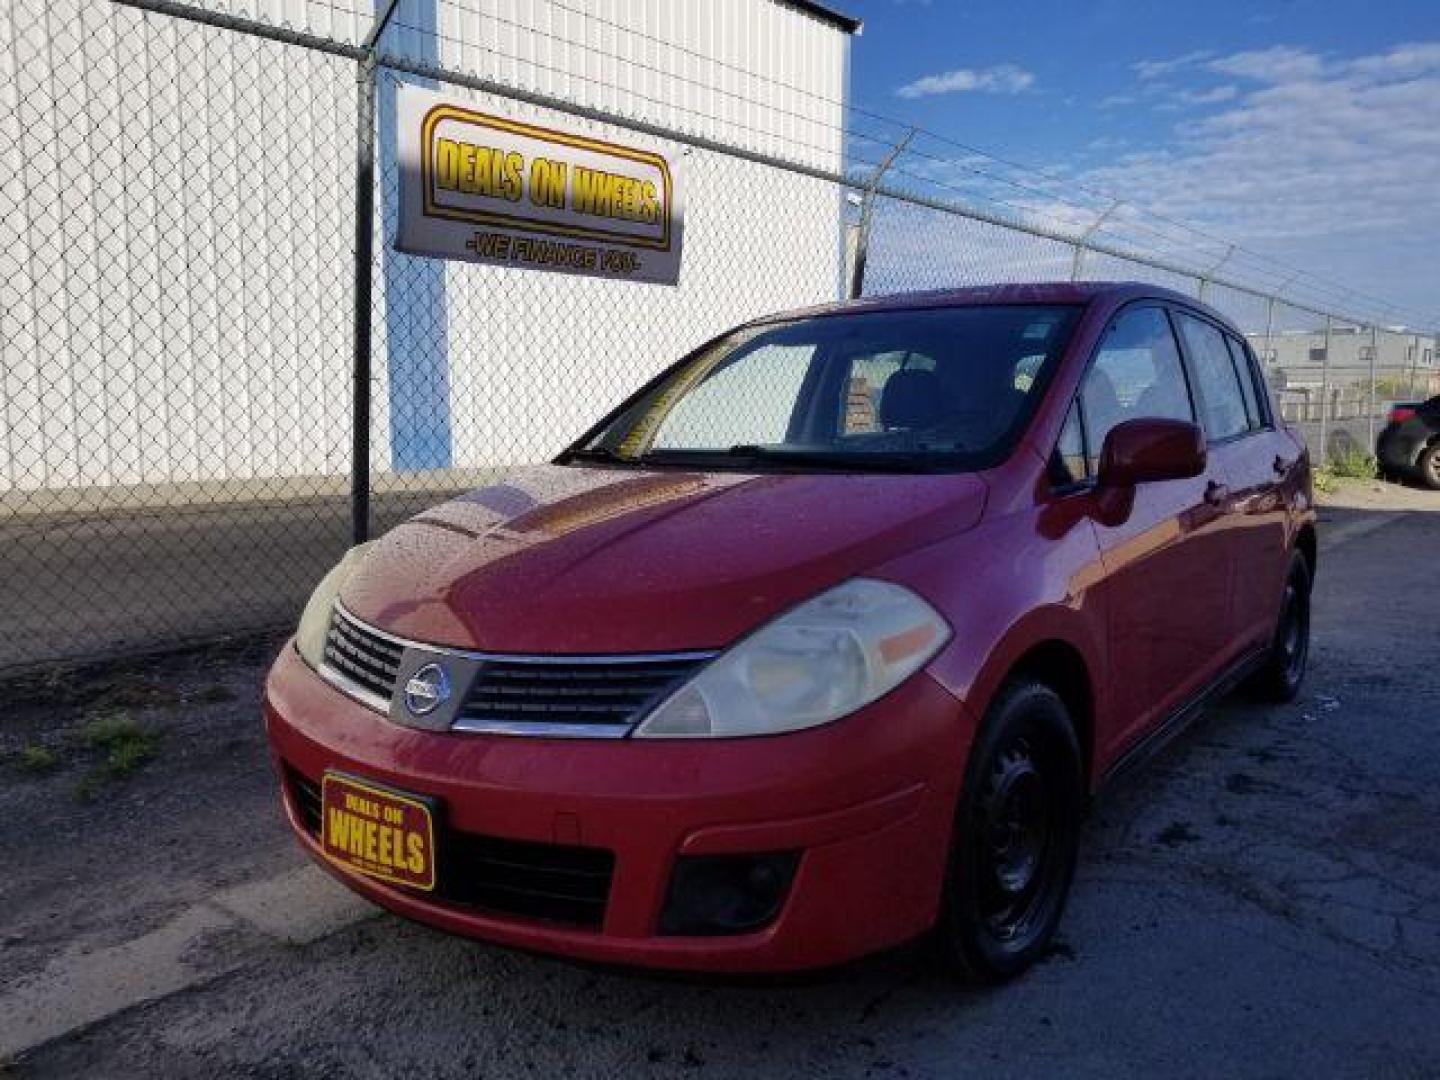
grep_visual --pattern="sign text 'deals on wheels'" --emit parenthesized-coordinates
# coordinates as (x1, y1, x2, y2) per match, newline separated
(396, 85, 685, 285)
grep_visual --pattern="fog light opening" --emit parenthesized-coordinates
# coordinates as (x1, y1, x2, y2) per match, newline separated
(658, 851, 800, 937)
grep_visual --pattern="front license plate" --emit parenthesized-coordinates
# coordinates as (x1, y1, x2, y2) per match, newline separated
(321, 772, 437, 892)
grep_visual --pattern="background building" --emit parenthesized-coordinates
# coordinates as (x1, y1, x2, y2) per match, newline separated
(1249, 325, 1439, 414)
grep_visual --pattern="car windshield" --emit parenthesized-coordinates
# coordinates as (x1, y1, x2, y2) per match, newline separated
(567, 304, 1083, 473)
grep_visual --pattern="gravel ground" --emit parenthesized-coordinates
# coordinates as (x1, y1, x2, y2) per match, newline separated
(2, 481, 1437, 1079)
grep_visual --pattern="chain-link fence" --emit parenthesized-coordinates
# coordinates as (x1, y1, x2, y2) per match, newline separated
(3, 0, 1437, 674)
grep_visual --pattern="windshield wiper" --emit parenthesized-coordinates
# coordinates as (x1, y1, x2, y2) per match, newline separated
(557, 446, 641, 466)
(720, 445, 944, 473)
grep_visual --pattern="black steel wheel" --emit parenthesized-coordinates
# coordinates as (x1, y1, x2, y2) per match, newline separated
(1418, 443, 1440, 491)
(938, 680, 1081, 981)
(1248, 550, 1312, 703)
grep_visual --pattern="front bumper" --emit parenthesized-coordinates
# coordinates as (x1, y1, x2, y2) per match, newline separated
(264, 642, 973, 972)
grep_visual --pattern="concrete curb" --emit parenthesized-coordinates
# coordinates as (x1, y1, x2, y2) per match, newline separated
(0, 865, 376, 1060)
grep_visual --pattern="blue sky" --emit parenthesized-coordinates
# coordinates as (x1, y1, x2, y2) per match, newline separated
(838, 0, 1440, 323)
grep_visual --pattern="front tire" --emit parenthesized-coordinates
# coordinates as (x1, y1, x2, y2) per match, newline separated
(937, 680, 1082, 982)
(1248, 550, 1312, 703)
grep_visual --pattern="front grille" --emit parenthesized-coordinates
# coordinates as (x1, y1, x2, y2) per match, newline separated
(283, 765, 614, 930)
(442, 832, 614, 929)
(459, 657, 706, 729)
(322, 609, 402, 702)
(320, 606, 713, 735)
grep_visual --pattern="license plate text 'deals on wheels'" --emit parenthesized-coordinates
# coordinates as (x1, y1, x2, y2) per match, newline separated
(321, 773, 437, 891)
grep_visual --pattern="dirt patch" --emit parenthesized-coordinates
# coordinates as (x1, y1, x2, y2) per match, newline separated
(0, 630, 303, 985)
(1316, 476, 1440, 512)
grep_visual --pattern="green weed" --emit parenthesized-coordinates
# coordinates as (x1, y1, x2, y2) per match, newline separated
(75, 713, 160, 800)
(16, 743, 61, 773)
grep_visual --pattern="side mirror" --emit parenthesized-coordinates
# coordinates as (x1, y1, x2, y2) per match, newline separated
(1098, 418, 1207, 488)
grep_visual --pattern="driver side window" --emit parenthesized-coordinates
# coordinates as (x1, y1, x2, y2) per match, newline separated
(1080, 306, 1194, 473)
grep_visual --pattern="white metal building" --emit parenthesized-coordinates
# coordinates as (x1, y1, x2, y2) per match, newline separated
(0, 0, 858, 493)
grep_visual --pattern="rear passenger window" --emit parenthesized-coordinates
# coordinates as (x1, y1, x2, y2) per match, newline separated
(1225, 335, 1266, 428)
(1176, 313, 1249, 440)
(1082, 306, 1194, 472)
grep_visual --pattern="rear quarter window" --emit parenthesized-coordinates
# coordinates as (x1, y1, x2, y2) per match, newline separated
(1224, 334, 1266, 428)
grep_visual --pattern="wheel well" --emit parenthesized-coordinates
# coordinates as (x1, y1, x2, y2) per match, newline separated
(1008, 640, 1095, 786)
(1296, 523, 1317, 580)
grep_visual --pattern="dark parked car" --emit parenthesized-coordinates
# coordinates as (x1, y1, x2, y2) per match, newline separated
(1377, 396, 1440, 489)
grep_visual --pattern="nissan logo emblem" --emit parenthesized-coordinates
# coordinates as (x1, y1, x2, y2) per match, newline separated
(403, 663, 451, 717)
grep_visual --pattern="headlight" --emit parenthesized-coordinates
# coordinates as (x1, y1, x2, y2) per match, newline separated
(294, 543, 372, 670)
(633, 578, 950, 739)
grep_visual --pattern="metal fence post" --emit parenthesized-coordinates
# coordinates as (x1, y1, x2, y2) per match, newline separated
(350, 0, 401, 545)
(849, 129, 913, 300)
(1262, 296, 1276, 370)
(1318, 315, 1333, 465)
(1367, 324, 1378, 454)
(1069, 200, 1118, 282)
(1196, 244, 1233, 305)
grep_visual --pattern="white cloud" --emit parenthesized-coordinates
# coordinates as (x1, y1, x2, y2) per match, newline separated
(1207, 45, 1324, 82)
(896, 64, 1035, 99)
(1175, 84, 1239, 105)
(1132, 50, 1213, 80)
(1103, 77, 1238, 113)
(1086, 136, 1129, 152)
(1343, 41, 1440, 78)
(1077, 41, 1440, 317)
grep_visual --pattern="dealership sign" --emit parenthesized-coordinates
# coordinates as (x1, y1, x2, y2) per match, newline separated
(396, 86, 684, 285)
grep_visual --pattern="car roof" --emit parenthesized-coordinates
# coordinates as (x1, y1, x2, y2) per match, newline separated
(754, 281, 1206, 324)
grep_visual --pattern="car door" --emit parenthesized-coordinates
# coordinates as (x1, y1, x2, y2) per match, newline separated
(1172, 310, 1291, 654)
(1073, 304, 1234, 756)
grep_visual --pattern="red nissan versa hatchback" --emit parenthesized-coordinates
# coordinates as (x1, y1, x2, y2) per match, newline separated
(265, 282, 1315, 980)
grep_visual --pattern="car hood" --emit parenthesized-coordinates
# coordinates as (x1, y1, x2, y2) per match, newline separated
(341, 465, 987, 653)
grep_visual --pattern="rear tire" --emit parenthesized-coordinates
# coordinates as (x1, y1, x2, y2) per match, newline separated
(936, 680, 1081, 982)
(1248, 551, 1312, 703)
(1417, 442, 1440, 491)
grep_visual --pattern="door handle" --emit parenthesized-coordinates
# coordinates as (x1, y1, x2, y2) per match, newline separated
(1273, 455, 1293, 476)
(1204, 480, 1230, 506)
